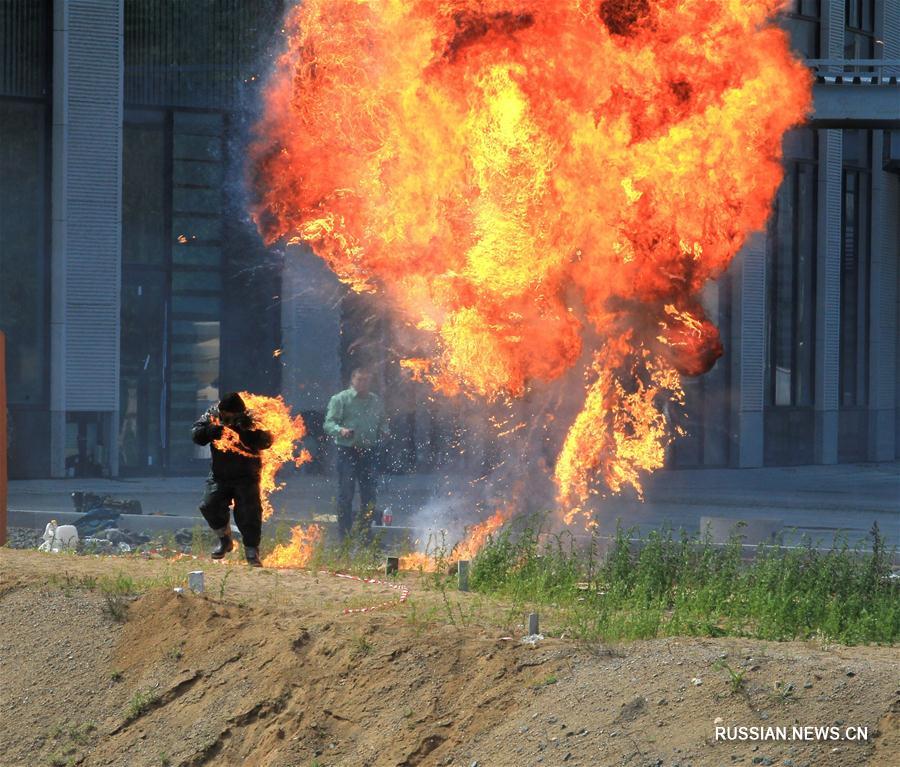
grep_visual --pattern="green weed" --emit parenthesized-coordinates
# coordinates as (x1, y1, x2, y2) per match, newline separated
(125, 689, 159, 722)
(467, 518, 898, 645)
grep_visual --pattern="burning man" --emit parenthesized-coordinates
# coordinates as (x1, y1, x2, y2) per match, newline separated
(324, 368, 388, 538)
(191, 392, 274, 567)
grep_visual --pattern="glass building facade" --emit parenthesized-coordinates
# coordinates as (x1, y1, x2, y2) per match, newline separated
(0, 0, 897, 478)
(0, 0, 52, 477)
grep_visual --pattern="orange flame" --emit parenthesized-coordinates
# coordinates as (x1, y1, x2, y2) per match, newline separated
(398, 551, 437, 572)
(399, 502, 514, 571)
(213, 392, 311, 520)
(251, 0, 810, 520)
(262, 523, 324, 569)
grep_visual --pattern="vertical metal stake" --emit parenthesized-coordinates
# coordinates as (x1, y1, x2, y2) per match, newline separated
(457, 559, 470, 592)
(188, 571, 205, 593)
(528, 612, 539, 635)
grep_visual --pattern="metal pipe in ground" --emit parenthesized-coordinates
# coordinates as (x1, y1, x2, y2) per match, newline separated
(457, 559, 469, 591)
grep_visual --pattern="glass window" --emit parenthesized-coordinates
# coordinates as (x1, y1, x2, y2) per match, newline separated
(0, 101, 48, 404)
(766, 129, 818, 407)
(123, 116, 166, 266)
(839, 130, 871, 408)
(121, 119, 168, 471)
(845, 0, 877, 60)
(781, 0, 820, 59)
(0, 0, 51, 99)
(119, 274, 168, 471)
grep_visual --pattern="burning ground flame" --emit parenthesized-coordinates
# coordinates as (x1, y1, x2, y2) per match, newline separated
(262, 522, 324, 569)
(399, 503, 514, 571)
(250, 0, 810, 524)
(213, 392, 311, 520)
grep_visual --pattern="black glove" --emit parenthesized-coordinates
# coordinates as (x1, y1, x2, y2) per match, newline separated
(208, 424, 225, 440)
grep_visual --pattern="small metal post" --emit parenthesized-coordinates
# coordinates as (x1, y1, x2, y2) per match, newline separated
(527, 612, 539, 635)
(457, 559, 470, 591)
(188, 571, 205, 593)
(385, 556, 399, 575)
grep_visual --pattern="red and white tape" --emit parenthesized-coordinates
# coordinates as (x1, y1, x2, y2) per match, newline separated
(329, 571, 411, 614)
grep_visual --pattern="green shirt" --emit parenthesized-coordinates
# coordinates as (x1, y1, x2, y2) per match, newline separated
(324, 387, 387, 448)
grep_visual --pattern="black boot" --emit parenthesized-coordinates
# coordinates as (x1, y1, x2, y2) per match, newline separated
(211, 535, 234, 560)
(245, 546, 262, 567)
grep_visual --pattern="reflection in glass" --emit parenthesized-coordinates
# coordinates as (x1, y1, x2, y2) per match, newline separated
(0, 101, 47, 404)
(767, 129, 817, 408)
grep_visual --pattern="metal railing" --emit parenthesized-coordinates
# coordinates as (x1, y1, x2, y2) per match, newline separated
(806, 59, 900, 81)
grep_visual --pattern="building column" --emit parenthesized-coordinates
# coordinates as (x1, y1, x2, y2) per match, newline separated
(50, 0, 123, 476)
(813, 129, 842, 464)
(730, 233, 766, 468)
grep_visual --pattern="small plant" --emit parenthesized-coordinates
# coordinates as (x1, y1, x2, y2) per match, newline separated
(110, 670, 123, 683)
(773, 680, 795, 701)
(159, 752, 172, 767)
(190, 524, 212, 557)
(218, 568, 233, 600)
(714, 661, 747, 695)
(101, 592, 129, 623)
(125, 689, 159, 722)
(164, 645, 184, 662)
(99, 573, 139, 623)
(530, 673, 558, 688)
(352, 634, 373, 657)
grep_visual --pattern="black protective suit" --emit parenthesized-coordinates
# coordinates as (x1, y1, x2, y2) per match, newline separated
(192, 408, 273, 548)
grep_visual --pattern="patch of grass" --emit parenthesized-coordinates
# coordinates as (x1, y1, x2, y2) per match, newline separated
(468, 519, 899, 645)
(99, 574, 137, 623)
(67, 722, 95, 745)
(110, 670, 123, 683)
(190, 524, 214, 557)
(125, 689, 159, 722)
(164, 644, 184, 662)
(49, 572, 99, 596)
(158, 752, 172, 767)
(530, 673, 558, 688)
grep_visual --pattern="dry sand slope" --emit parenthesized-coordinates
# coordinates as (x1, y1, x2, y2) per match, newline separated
(0, 548, 897, 767)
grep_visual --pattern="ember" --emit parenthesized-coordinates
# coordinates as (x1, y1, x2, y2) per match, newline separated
(251, 0, 811, 524)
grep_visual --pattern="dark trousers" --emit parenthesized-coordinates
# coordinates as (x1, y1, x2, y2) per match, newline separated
(199, 477, 263, 548)
(337, 446, 378, 538)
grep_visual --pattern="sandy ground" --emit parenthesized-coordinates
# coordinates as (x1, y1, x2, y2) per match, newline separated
(0, 548, 897, 767)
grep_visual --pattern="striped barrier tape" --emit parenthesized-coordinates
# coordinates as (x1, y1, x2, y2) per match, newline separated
(330, 571, 411, 614)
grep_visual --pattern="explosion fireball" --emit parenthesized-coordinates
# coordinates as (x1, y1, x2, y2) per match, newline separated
(250, 0, 811, 524)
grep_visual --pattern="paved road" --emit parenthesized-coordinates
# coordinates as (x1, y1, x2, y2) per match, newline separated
(7, 461, 898, 548)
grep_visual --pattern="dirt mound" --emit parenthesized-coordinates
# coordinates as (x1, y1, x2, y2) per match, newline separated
(1, 549, 898, 766)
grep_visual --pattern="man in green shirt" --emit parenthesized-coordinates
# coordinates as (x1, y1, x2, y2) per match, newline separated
(324, 368, 388, 538)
